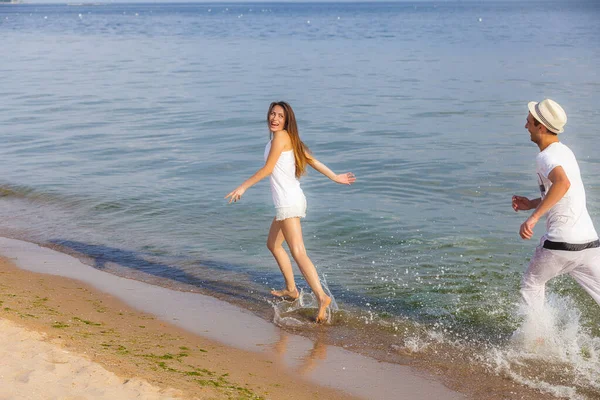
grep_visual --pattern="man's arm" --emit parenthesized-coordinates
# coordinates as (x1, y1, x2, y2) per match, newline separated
(519, 166, 571, 239)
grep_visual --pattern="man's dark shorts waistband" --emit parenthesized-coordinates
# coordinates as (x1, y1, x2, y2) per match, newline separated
(543, 239, 600, 251)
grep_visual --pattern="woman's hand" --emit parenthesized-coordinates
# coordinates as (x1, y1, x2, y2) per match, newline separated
(334, 172, 356, 185)
(225, 186, 246, 203)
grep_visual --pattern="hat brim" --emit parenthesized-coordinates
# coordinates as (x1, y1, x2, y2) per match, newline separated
(528, 101, 564, 134)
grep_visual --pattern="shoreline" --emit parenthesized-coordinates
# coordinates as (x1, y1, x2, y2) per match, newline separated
(0, 256, 358, 400)
(0, 236, 464, 400)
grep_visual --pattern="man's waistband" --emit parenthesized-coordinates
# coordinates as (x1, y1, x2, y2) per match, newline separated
(543, 239, 600, 251)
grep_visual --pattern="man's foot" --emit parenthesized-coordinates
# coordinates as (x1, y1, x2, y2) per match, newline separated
(271, 288, 299, 300)
(316, 295, 331, 323)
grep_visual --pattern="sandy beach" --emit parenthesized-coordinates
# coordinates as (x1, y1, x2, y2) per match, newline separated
(0, 237, 472, 400)
(0, 236, 569, 399)
(0, 236, 567, 399)
(0, 256, 364, 400)
(0, 317, 183, 400)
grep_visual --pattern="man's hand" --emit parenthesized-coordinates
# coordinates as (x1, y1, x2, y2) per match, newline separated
(519, 215, 538, 240)
(512, 195, 534, 212)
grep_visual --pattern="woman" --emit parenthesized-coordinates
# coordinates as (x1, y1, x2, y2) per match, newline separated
(225, 101, 356, 323)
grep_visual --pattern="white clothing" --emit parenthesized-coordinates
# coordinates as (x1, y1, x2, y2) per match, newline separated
(275, 196, 307, 221)
(521, 141, 600, 312)
(536, 142, 598, 243)
(521, 239, 600, 310)
(264, 141, 306, 218)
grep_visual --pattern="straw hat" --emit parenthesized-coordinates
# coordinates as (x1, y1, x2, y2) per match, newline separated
(528, 99, 567, 134)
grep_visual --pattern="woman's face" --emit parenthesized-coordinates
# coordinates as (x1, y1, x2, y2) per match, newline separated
(268, 105, 286, 132)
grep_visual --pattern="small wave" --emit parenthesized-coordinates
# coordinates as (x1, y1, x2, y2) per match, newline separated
(0, 182, 66, 204)
(0, 183, 35, 199)
(0, 182, 111, 212)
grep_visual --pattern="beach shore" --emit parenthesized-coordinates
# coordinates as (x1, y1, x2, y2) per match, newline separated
(0, 236, 564, 399)
(0, 256, 363, 399)
(0, 238, 469, 400)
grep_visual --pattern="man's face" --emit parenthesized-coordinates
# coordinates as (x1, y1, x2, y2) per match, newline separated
(525, 112, 543, 144)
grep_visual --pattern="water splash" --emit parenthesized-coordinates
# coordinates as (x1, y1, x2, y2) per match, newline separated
(485, 294, 600, 399)
(271, 276, 339, 326)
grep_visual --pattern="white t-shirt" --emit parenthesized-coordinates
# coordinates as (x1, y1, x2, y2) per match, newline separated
(536, 142, 598, 243)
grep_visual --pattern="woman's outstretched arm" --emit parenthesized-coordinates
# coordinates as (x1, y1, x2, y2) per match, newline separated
(225, 134, 287, 203)
(308, 156, 356, 185)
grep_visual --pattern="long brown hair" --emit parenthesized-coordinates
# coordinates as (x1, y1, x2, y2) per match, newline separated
(267, 101, 312, 178)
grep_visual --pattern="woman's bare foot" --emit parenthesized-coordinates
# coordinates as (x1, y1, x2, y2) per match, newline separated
(315, 295, 331, 323)
(271, 288, 299, 300)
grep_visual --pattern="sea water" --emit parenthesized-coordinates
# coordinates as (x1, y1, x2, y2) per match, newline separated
(1, 1, 599, 397)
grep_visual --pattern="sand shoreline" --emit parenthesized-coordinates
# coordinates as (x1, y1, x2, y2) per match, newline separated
(0, 236, 466, 400)
(0, 256, 359, 400)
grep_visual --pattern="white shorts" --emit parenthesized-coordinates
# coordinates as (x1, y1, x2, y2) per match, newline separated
(275, 197, 307, 221)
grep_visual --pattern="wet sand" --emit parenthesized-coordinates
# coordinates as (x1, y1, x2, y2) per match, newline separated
(0, 257, 361, 399)
(0, 236, 464, 400)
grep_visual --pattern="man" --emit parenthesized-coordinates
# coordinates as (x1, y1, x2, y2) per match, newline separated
(512, 98, 600, 311)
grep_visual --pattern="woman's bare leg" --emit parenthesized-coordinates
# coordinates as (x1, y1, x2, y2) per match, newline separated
(281, 217, 331, 322)
(266, 218, 299, 299)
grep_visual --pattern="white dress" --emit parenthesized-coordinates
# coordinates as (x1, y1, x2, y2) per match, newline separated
(264, 141, 307, 221)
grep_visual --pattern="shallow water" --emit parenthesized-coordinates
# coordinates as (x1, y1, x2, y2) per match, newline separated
(1, 1, 600, 397)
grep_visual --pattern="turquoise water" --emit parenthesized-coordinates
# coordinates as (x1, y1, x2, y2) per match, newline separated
(1, 2, 600, 397)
